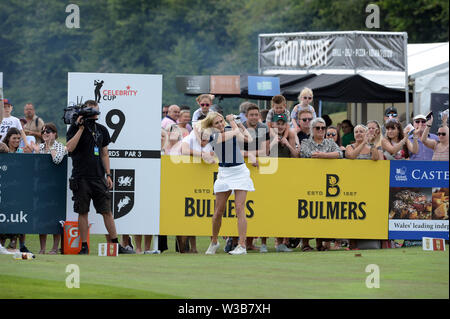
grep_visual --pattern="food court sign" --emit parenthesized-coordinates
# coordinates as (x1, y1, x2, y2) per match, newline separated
(258, 31, 406, 72)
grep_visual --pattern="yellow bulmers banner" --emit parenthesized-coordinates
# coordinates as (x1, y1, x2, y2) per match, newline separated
(160, 155, 390, 239)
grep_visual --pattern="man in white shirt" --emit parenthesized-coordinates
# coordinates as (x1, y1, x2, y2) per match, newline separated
(0, 99, 30, 151)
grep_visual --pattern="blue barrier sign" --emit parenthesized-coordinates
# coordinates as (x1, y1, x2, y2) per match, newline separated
(0, 154, 67, 234)
(248, 76, 280, 96)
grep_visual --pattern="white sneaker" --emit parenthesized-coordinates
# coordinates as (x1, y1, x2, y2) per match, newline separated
(276, 244, 293, 252)
(0, 245, 14, 255)
(260, 244, 268, 253)
(229, 245, 247, 255)
(205, 242, 220, 255)
(144, 249, 161, 254)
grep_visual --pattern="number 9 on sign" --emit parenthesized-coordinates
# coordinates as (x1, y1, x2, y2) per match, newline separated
(105, 109, 125, 143)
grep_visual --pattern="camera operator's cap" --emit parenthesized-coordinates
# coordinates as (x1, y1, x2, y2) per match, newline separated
(272, 113, 287, 122)
(385, 106, 398, 116)
(413, 114, 427, 121)
(2, 98, 11, 106)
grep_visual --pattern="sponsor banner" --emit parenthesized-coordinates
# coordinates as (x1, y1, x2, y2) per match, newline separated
(67, 72, 162, 234)
(176, 75, 210, 94)
(210, 76, 241, 94)
(388, 220, 449, 240)
(390, 160, 449, 188)
(98, 243, 118, 256)
(160, 156, 389, 239)
(247, 76, 280, 96)
(0, 154, 67, 234)
(388, 161, 449, 240)
(259, 32, 405, 72)
(422, 237, 446, 251)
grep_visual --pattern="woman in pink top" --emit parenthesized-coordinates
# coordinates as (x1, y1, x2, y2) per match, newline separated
(421, 115, 449, 161)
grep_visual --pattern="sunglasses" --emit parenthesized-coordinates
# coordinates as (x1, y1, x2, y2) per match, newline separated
(326, 132, 336, 137)
(386, 113, 398, 117)
(42, 129, 55, 134)
(200, 103, 210, 107)
(414, 120, 426, 124)
(386, 118, 399, 124)
(301, 118, 313, 122)
(437, 132, 446, 136)
(314, 126, 326, 131)
(302, 96, 313, 100)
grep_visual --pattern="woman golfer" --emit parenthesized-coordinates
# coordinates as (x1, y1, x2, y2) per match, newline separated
(202, 112, 257, 255)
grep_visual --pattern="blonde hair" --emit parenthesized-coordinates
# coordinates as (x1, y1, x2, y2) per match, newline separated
(179, 109, 190, 116)
(354, 124, 368, 132)
(196, 94, 213, 104)
(367, 120, 382, 148)
(200, 111, 224, 130)
(298, 87, 313, 101)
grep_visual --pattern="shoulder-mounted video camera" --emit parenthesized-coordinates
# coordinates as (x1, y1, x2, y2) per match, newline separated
(63, 97, 100, 125)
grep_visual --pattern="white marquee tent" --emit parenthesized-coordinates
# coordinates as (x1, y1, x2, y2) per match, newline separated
(359, 42, 449, 115)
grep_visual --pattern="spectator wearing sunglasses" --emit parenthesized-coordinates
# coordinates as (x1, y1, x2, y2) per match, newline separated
(296, 109, 314, 145)
(300, 117, 343, 159)
(299, 117, 342, 252)
(291, 88, 317, 133)
(381, 118, 418, 160)
(421, 115, 449, 161)
(381, 106, 398, 135)
(409, 114, 438, 161)
(325, 126, 346, 153)
(192, 94, 213, 123)
(37, 123, 67, 164)
(161, 105, 169, 119)
(37, 123, 67, 254)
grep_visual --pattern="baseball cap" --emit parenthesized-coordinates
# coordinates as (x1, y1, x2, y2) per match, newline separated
(384, 106, 397, 116)
(413, 114, 426, 121)
(3, 98, 11, 105)
(272, 113, 287, 122)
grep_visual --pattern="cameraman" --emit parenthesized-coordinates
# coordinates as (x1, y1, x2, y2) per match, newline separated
(66, 100, 132, 254)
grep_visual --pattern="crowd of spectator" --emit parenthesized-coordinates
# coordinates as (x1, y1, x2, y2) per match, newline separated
(160, 91, 448, 253)
(1, 87, 448, 255)
(0, 98, 67, 255)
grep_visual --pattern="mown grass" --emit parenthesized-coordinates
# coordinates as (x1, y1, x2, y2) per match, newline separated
(0, 235, 448, 299)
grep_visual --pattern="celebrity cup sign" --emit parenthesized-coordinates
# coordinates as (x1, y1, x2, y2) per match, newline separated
(66, 72, 162, 235)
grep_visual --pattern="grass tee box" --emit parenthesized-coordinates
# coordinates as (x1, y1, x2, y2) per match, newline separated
(160, 156, 389, 239)
(0, 235, 448, 299)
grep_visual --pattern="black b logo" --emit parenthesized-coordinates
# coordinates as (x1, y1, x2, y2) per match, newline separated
(326, 174, 340, 197)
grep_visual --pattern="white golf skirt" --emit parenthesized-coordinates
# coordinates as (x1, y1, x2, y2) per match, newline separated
(214, 163, 255, 194)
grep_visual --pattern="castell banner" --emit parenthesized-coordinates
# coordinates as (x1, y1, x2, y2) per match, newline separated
(388, 161, 449, 240)
(66, 73, 162, 235)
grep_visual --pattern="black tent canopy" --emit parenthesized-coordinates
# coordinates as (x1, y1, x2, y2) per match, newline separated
(177, 73, 411, 103)
(281, 74, 411, 103)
